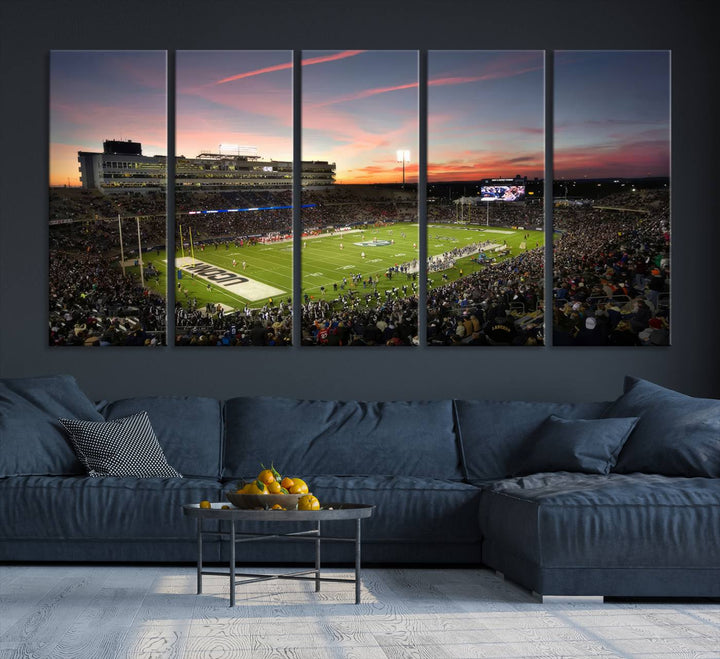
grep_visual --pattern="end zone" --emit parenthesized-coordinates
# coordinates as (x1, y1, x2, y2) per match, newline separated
(174, 257, 285, 301)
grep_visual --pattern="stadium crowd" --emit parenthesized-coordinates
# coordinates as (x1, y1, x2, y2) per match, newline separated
(552, 191, 670, 346)
(426, 246, 544, 346)
(175, 302, 293, 347)
(48, 185, 669, 347)
(49, 251, 165, 346)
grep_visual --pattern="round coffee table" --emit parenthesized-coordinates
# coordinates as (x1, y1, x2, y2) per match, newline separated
(182, 502, 374, 606)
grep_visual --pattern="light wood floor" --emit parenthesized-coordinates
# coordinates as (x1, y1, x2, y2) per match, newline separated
(1, 565, 719, 658)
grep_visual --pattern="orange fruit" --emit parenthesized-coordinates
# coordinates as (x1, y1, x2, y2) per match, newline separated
(289, 478, 309, 494)
(257, 468, 275, 484)
(298, 494, 320, 511)
(271, 504, 286, 510)
(267, 480, 283, 494)
(246, 480, 268, 495)
(199, 500, 211, 509)
(221, 505, 230, 510)
(280, 476, 294, 490)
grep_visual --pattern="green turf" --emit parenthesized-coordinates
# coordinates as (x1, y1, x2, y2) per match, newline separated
(131, 222, 545, 312)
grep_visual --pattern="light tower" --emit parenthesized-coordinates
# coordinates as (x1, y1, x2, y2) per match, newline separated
(396, 149, 410, 189)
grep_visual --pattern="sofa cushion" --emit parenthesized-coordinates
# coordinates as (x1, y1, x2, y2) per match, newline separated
(101, 396, 223, 479)
(224, 397, 461, 480)
(59, 413, 182, 478)
(515, 415, 639, 476)
(606, 377, 720, 477)
(0, 475, 222, 541)
(313, 476, 482, 544)
(0, 375, 103, 477)
(454, 400, 611, 482)
(479, 472, 720, 569)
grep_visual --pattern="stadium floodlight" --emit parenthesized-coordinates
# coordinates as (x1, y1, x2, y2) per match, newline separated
(396, 149, 410, 189)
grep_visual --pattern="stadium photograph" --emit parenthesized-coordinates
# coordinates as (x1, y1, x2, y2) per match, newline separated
(48, 50, 669, 347)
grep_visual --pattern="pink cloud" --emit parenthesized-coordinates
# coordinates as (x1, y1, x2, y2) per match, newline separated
(113, 54, 167, 91)
(554, 138, 669, 178)
(311, 53, 543, 108)
(303, 105, 415, 156)
(427, 148, 544, 182)
(556, 118, 668, 132)
(429, 63, 541, 88)
(214, 50, 365, 85)
(177, 128, 292, 161)
(311, 82, 418, 108)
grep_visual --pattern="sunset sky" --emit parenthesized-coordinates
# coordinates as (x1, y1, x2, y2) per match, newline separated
(428, 50, 544, 182)
(49, 51, 166, 187)
(176, 50, 292, 162)
(302, 50, 418, 184)
(555, 50, 670, 179)
(49, 49, 670, 188)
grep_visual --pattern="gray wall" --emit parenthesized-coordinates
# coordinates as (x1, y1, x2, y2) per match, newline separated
(1, 0, 718, 402)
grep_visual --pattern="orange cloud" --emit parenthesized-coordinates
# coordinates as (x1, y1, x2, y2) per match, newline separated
(427, 149, 544, 182)
(49, 143, 85, 187)
(339, 162, 419, 185)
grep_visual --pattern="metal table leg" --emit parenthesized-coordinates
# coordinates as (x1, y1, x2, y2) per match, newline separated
(229, 519, 236, 607)
(315, 521, 321, 592)
(355, 518, 362, 605)
(196, 517, 203, 595)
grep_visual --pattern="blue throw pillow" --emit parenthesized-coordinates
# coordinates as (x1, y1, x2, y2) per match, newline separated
(453, 400, 612, 481)
(0, 375, 104, 477)
(515, 415, 639, 476)
(606, 377, 720, 477)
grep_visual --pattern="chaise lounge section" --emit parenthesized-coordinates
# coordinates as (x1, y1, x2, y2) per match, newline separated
(480, 472, 720, 597)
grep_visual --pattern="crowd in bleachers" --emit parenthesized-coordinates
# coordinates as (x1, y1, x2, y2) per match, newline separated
(552, 191, 670, 346)
(428, 198, 543, 228)
(48, 186, 669, 347)
(49, 250, 165, 346)
(426, 247, 544, 346)
(175, 301, 293, 347)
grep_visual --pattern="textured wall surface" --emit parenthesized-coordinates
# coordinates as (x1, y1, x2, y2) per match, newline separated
(1, 0, 718, 401)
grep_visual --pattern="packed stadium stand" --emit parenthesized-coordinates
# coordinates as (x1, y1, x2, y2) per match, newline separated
(49, 185, 669, 347)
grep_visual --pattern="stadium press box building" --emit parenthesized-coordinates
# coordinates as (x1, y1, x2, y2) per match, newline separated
(78, 140, 335, 190)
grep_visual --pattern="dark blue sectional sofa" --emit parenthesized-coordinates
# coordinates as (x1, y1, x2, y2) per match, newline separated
(1, 374, 719, 598)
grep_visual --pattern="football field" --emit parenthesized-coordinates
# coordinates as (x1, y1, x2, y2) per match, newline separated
(133, 223, 545, 312)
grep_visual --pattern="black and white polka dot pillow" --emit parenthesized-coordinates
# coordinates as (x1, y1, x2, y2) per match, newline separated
(59, 411, 182, 478)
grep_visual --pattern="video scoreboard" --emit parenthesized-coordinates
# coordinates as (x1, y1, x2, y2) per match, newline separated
(480, 177, 527, 202)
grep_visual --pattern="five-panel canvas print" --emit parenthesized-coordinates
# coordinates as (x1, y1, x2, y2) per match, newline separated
(48, 50, 670, 347)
